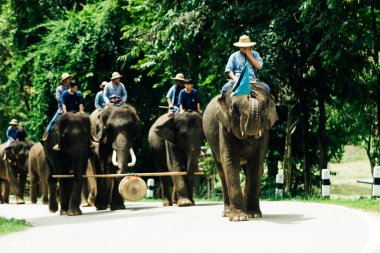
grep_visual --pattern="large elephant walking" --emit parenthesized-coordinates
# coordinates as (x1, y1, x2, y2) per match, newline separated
(43, 112, 96, 215)
(149, 111, 204, 207)
(203, 82, 278, 221)
(0, 141, 33, 204)
(91, 105, 140, 211)
(29, 142, 49, 204)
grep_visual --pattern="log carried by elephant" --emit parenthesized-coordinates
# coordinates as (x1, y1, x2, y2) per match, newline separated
(203, 81, 278, 222)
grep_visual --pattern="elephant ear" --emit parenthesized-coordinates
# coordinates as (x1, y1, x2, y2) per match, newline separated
(216, 95, 231, 132)
(155, 117, 175, 143)
(266, 96, 279, 129)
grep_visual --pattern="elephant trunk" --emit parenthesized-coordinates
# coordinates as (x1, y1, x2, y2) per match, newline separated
(244, 97, 260, 136)
(111, 134, 137, 173)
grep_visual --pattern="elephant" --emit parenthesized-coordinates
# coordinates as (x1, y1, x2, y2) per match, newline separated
(91, 105, 140, 211)
(203, 81, 278, 221)
(148, 111, 204, 207)
(0, 141, 33, 204)
(42, 112, 97, 216)
(28, 142, 49, 204)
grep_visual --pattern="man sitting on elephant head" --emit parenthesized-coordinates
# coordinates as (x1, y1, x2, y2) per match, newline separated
(178, 79, 202, 113)
(166, 73, 186, 116)
(61, 81, 84, 113)
(221, 35, 269, 94)
(103, 72, 127, 107)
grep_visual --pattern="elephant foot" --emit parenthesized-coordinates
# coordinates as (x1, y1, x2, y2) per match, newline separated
(222, 206, 231, 217)
(228, 210, 249, 222)
(49, 201, 59, 213)
(177, 198, 193, 207)
(162, 199, 172, 207)
(87, 195, 95, 206)
(16, 198, 25, 205)
(4, 199, 9, 204)
(60, 210, 68, 216)
(95, 204, 108, 211)
(110, 204, 126, 211)
(42, 199, 49, 205)
(68, 209, 82, 216)
(247, 210, 262, 219)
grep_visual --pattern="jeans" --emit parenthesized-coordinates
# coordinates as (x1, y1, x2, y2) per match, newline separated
(45, 110, 63, 134)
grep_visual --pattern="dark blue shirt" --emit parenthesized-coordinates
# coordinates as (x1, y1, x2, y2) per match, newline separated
(16, 130, 27, 141)
(178, 88, 200, 111)
(61, 90, 83, 112)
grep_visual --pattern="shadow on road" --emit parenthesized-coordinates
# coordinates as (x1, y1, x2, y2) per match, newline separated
(263, 213, 314, 224)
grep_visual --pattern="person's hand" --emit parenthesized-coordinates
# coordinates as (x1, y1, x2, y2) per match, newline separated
(180, 110, 184, 113)
(244, 47, 252, 56)
(198, 109, 203, 113)
(169, 105, 174, 109)
(232, 76, 238, 83)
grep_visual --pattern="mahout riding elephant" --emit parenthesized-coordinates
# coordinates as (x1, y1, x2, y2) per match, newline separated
(203, 81, 278, 221)
(149, 111, 204, 207)
(42, 112, 97, 215)
(29, 142, 49, 204)
(0, 141, 33, 204)
(91, 105, 140, 211)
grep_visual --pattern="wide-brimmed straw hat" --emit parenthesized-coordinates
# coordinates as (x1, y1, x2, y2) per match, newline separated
(9, 119, 19, 125)
(61, 73, 72, 82)
(171, 73, 186, 81)
(233, 35, 256, 47)
(99, 81, 107, 88)
(111, 72, 123, 80)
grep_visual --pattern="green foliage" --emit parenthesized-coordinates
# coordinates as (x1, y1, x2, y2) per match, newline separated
(0, 217, 31, 235)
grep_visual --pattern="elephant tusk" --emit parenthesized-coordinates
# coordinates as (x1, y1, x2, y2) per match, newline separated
(53, 144, 60, 151)
(258, 130, 262, 137)
(112, 150, 118, 167)
(90, 141, 98, 148)
(2, 153, 6, 160)
(241, 131, 245, 136)
(128, 148, 136, 167)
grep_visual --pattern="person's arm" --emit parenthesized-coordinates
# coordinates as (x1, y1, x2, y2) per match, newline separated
(103, 85, 110, 105)
(120, 84, 127, 104)
(78, 93, 84, 112)
(61, 92, 67, 113)
(166, 86, 175, 108)
(225, 53, 238, 82)
(94, 92, 101, 109)
(6, 127, 13, 141)
(79, 104, 84, 112)
(178, 90, 184, 112)
(195, 91, 202, 113)
(243, 48, 262, 70)
(197, 103, 202, 113)
(62, 104, 67, 113)
(55, 86, 61, 102)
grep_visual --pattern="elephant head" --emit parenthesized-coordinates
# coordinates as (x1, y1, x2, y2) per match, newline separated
(217, 82, 278, 139)
(155, 111, 204, 172)
(98, 105, 140, 174)
(4, 141, 33, 173)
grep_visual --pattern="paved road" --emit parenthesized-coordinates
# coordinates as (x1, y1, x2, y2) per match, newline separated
(1, 201, 380, 253)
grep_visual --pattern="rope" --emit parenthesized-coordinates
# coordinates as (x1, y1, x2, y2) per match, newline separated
(52, 171, 204, 179)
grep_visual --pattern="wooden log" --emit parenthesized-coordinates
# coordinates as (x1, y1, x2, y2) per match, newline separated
(52, 171, 204, 179)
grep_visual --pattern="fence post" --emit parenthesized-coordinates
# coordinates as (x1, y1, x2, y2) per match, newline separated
(146, 178, 154, 198)
(321, 169, 330, 198)
(275, 174, 284, 198)
(372, 166, 380, 198)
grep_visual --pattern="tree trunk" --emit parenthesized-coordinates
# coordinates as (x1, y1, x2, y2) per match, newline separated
(300, 96, 311, 196)
(283, 105, 293, 193)
(317, 96, 328, 171)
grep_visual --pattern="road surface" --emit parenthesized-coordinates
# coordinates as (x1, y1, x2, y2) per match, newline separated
(1, 201, 380, 253)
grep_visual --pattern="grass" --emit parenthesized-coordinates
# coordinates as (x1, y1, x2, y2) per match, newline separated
(0, 217, 31, 236)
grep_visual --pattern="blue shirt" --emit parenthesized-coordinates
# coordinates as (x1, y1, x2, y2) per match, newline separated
(56, 85, 70, 111)
(103, 81, 127, 105)
(61, 90, 83, 112)
(6, 126, 19, 141)
(94, 91, 105, 109)
(178, 88, 200, 111)
(166, 85, 182, 107)
(225, 51, 263, 80)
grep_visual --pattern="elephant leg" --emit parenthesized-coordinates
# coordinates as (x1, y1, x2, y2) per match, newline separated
(245, 153, 265, 219)
(30, 171, 38, 204)
(220, 131, 248, 222)
(41, 177, 49, 205)
(0, 180, 3, 204)
(172, 185, 178, 205)
(87, 177, 96, 206)
(6, 166, 24, 204)
(94, 178, 110, 210)
(18, 171, 27, 199)
(47, 178, 58, 213)
(59, 179, 71, 215)
(3, 181, 10, 203)
(215, 160, 231, 217)
(68, 177, 83, 216)
(160, 177, 172, 206)
(110, 178, 125, 211)
(81, 179, 90, 207)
